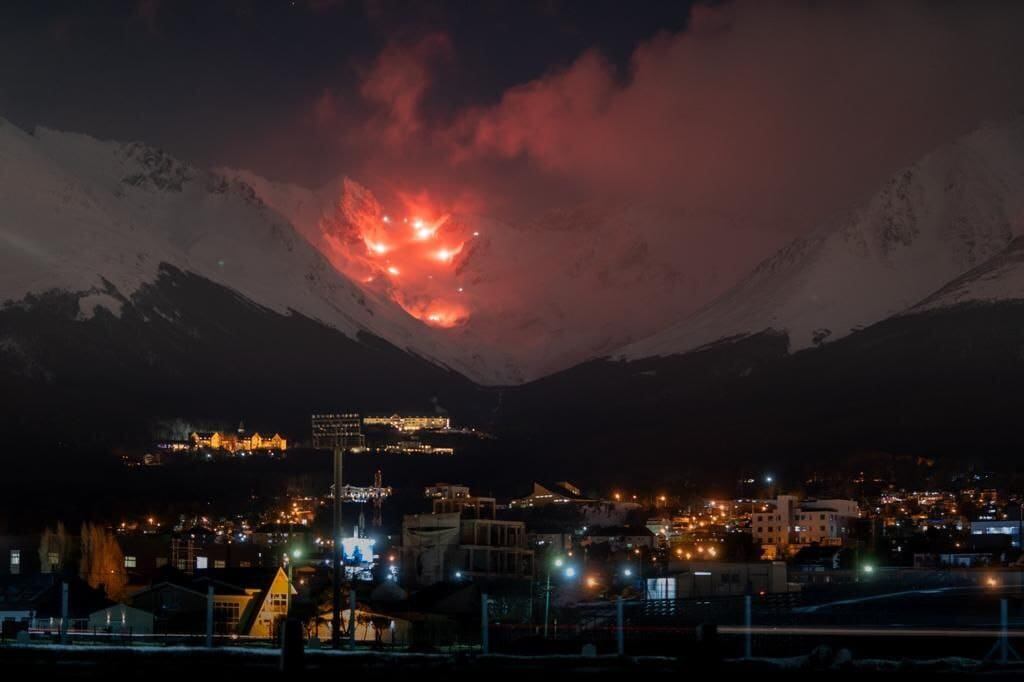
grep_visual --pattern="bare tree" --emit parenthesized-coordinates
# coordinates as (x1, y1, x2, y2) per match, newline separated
(79, 522, 127, 600)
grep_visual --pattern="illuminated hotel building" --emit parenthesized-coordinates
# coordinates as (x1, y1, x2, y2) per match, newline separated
(363, 414, 450, 432)
(190, 431, 286, 452)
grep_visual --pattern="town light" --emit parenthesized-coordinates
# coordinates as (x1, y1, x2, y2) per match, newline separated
(564, 567, 576, 578)
(291, 549, 302, 559)
(455, 571, 463, 579)
(624, 568, 633, 577)
(554, 558, 564, 568)
(862, 564, 875, 574)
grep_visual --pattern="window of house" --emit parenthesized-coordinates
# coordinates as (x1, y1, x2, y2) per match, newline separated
(214, 560, 226, 569)
(214, 601, 240, 623)
(268, 593, 288, 612)
(196, 556, 208, 570)
(124, 556, 137, 568)
(47, 552, 59, 570)
(10, 550, 20, 575)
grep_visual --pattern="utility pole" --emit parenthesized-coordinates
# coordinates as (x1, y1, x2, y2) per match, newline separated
(60, 582, 69, 644)
(744, 594, 752, 659)
(616, 596, 625, 656)
(332, 443, 343, 649)
(481, 592, 489, 654)
(206, 585, 214, 648)
(348, 586, 357, 648)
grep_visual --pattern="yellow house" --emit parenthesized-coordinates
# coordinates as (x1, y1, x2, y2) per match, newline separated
(244, 567, 295, 638)
(127, 567, 296, 638)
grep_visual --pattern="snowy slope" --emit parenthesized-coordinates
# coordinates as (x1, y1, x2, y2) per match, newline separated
(231, 170, 779, 381)
(620, 120, 1024, 360)
(0, 119, 511, 384)
(911, 236, 1024, 311)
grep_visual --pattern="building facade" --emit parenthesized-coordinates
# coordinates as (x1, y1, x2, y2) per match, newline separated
(364, 414, 450, 432)
(402, 511, 534, 586)
(751, 495, 859, 556)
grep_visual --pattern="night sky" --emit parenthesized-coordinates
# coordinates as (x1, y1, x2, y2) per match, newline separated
(0, 0, 693, 188)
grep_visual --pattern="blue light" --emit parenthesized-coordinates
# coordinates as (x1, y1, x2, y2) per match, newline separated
(564, 567, 576, 578)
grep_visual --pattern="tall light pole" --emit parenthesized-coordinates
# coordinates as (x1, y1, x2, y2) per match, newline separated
(543, 557, 563, 638)
(286, 549, 301, 615)
(332, 443, 343, 649)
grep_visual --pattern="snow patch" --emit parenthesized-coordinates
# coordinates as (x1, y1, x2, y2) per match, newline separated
(76, 292, 124, 320)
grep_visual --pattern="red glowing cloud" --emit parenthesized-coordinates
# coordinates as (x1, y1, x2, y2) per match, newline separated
(360, 32, 453, 146)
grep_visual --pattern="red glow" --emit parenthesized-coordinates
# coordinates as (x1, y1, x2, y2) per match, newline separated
(316, 179, 475, 328)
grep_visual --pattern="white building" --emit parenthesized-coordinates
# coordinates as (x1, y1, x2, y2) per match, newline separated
(401, 511, 533, 586)
(751, 495, 859, 556)
(970, 519, 1022, 547)
(659, 560, 791, 598)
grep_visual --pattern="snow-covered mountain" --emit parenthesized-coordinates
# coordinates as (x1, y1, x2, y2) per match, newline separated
(619, 120, 1024, 360)
(230, 171, 779, 382)
(0, 118, 510, 385)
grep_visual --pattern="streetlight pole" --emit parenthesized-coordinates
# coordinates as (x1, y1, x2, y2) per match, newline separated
(286, 549, 301, 616)
(331, 444, 343, 649)
(543, 557, 563, 638)
(286, 554, 292, 615)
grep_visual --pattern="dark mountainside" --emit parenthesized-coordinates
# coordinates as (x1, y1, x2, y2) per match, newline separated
(0, 264, 492, 450)
(4, 262, 1024, 509)
(497, 300, 1024, 488)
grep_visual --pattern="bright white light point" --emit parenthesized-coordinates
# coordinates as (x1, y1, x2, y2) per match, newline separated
(412, 218, 424, 229)
(387, 266, 399, 275)
(382, 215, 390, 223)
(417, 228, 432, 240)
(473, 231, 480, 237)
(457, 287, 463, 293)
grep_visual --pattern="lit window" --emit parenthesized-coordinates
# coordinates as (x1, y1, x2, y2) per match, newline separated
(196, 556, 209, 570)
(10, 550, 20, 575)
(124, 556, 137, 568)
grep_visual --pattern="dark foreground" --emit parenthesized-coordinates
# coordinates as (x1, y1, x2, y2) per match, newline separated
(2, 645, 1024, 678)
